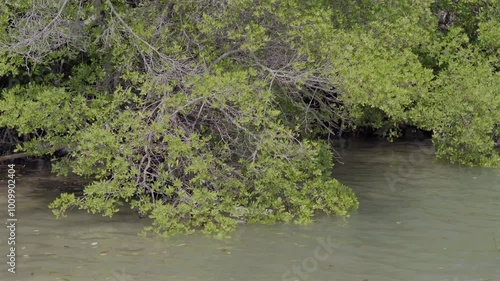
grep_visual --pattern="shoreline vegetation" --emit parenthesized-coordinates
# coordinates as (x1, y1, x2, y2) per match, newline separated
(0, 0, 499, 236)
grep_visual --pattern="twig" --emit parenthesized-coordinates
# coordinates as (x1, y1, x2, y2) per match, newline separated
(15, 0, 71, 46)
(208, 49, 244, 72)
(0, 152, 30, 162)
(105, 0, 184, 74)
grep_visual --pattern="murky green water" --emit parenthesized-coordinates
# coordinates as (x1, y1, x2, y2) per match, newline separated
(0, 141, 499, 281)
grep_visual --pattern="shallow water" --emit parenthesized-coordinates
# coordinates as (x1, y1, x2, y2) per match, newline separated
(0, 141, 498, 281)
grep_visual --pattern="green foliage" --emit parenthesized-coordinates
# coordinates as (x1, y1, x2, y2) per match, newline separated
(1, 0, 500, 237)
(411, 43, 500, 166)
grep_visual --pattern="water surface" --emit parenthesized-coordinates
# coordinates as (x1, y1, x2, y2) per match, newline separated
(0, 141, 498, 281)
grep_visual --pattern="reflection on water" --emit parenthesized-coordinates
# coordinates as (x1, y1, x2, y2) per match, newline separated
(0, 141, 499, 281)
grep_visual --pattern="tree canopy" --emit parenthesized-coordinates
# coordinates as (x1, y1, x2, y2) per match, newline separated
(0, 0, 499, 236)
